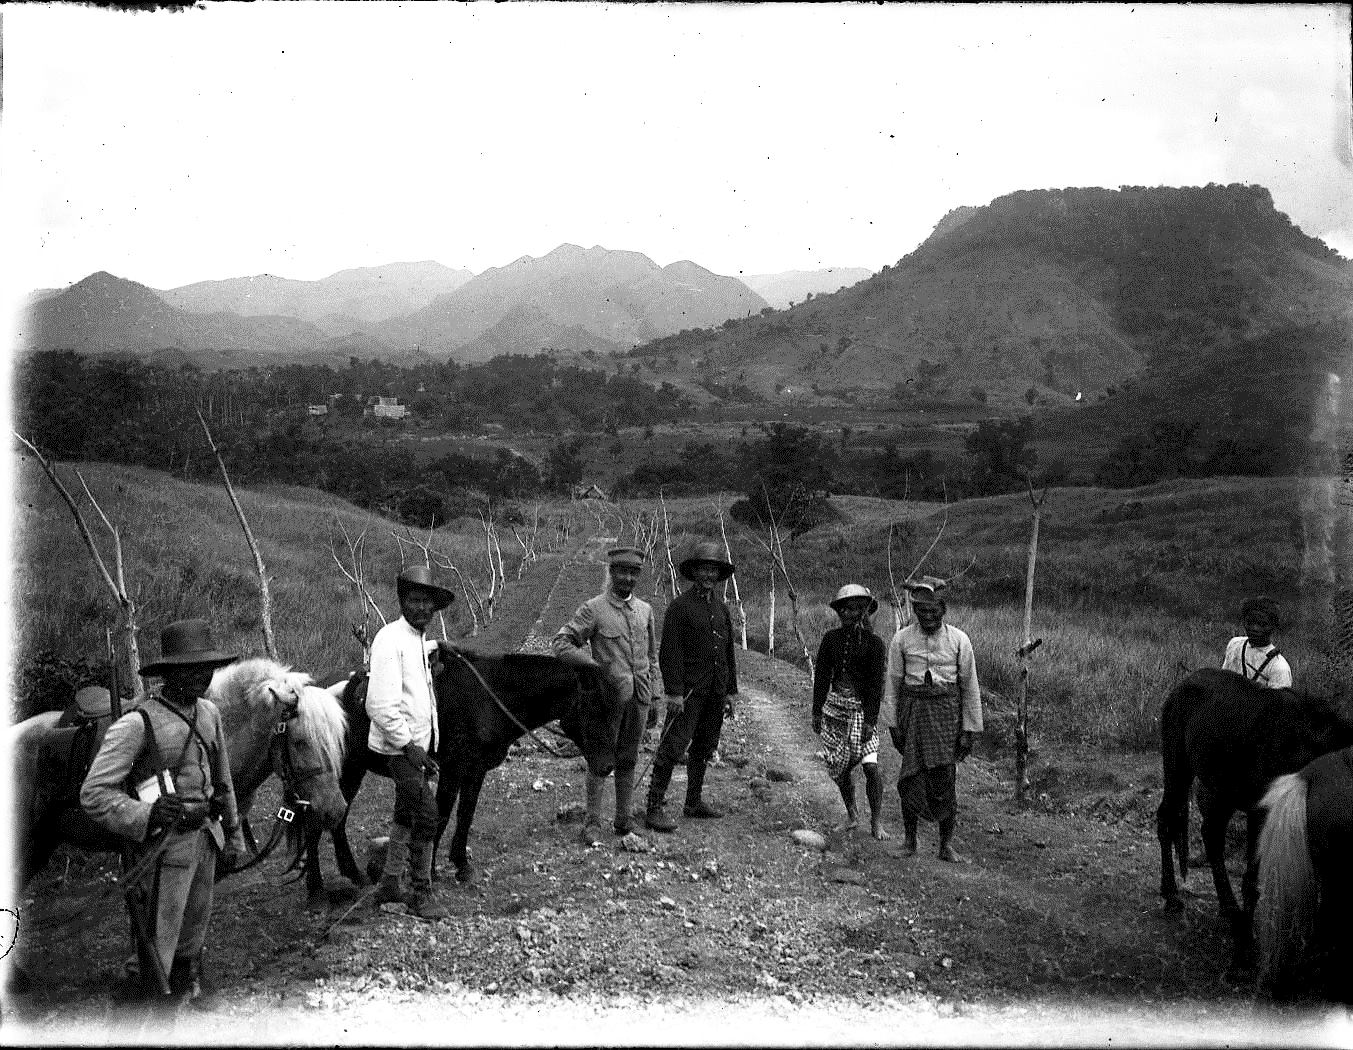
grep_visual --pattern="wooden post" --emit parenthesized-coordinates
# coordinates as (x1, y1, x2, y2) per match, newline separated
(1015, 479, 1048, 805)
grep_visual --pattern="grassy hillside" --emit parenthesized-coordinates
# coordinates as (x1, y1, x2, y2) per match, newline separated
(13, 462, 1346, 754)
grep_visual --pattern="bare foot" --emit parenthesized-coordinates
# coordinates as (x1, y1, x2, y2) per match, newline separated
(832, 815, 860, 833)
(938, 844, 969, 864)
(902, 838, 918, 857)
(871, 823, 891, 841)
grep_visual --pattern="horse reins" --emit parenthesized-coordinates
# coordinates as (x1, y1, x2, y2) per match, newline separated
(447, 648, 574, 758)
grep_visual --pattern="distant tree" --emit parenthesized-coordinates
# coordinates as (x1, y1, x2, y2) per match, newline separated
(731, 423, 839, 536)
(545, 437, 586, 494)
(965, 417, 1038, 495)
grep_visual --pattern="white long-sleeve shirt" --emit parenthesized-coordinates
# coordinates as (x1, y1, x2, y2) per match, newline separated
(882, 622, 984, 732)
(366, 616, 437, 755)
(1222, 637, 1292, 689)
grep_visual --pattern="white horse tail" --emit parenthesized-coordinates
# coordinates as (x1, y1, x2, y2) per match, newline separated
(1256, 772, 1316, 993)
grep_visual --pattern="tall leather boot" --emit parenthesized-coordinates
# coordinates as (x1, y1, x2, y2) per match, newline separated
(581, 772, 607, 845)
(407, 839, 449, 920)
(373, 823, 411, 904)
(613, 769, 636, 835)
(683, 760, 724, 818)
(644, 761, 678, 832)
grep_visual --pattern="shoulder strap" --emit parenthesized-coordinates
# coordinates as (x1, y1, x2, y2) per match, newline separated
(153, 696, 215, 771)
(1249, 646, 1282, 680)
(134, 707, 169, 777)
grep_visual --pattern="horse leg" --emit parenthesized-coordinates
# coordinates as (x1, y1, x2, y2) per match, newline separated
(1156, 787, 1187, 912)
(449, 771, 487, 885)
(431, 766, 460, 885)
(1224, 808, 1266, 979)
(1202, 803, 1240, 920)
(303, 821, 330, 914)
(329, 763, 369, 888)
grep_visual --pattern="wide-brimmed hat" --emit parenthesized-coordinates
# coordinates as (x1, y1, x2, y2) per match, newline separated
(139, 619, 237, 677)
(829, 583, 878, 616)
(679, 540, 735, 582)
(396, 565, 456, 611)
(607, 546, 646, 570)
(904, 575, 948, 605)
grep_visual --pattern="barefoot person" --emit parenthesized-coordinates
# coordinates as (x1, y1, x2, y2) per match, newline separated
(644, 541, 739, 833)
(883, 578, 983, 862)
(551, 546, 660, 843)
(812, 584, 889, 839)
(366, 565, 454, 920)
(80, 619, 247, 1006)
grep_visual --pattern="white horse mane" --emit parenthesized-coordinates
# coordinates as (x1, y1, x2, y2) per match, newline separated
(209, 657, 346, 769)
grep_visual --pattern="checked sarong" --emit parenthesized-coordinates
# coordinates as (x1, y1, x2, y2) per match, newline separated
(820, 688, 878, 781)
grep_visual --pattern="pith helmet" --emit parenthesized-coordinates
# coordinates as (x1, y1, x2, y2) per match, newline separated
(396, 565, 456, 611)
(830, 583, 878, 616)
(678, 540, 735, 582)
(139, 619, 237, 677)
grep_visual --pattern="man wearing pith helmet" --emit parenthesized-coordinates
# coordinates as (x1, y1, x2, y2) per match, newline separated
(366, 564, 455, 920)
(644, 540, 739, 833)
(813, 584, 889, 839)
(882, 577, 983, 862)
(551, 546, 661, 844)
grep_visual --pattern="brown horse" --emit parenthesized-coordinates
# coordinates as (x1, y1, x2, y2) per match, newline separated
(1156, 668, 1353, 977)
(312, 643, 597, 897)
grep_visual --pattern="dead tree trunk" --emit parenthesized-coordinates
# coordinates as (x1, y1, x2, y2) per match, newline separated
(1015, 480, 1048, 805)
(197, 410, 277, 660)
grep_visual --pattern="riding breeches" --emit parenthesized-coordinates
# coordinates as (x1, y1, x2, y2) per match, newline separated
(655, 687, 726, 767)
(383, 751, 439, 840)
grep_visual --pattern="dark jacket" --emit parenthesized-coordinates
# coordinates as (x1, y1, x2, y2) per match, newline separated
(659, 585, 738, 699)
(812, 625, 887, 726)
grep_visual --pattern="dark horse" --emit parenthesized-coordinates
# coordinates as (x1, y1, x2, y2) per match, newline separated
(1156, 668, 1353, 975)
(1255, 745, 1353, 1002)
(317, 643, 599, 894)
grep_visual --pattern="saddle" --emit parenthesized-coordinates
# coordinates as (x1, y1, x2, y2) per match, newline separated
(37, 690, 120, 813)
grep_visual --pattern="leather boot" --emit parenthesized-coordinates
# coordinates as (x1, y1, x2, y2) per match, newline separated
(683, 760, 724, 818)
(407, 839, 449, 920)
(613, 768, 636, 835)
(644, 761, 678, 832)
(373, 823, 411, 904)
(581, 772, 607, 845)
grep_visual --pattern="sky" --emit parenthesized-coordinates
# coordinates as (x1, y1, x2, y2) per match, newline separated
(1, 1, 1350, 296)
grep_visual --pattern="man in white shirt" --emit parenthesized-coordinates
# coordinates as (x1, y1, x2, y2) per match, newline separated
(882, 578, 983, 862)
(367, 565, 454, 920)
(1222, 596, 1292, 689)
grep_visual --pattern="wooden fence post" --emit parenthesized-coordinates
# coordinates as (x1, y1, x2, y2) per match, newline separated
(1015, 479, 1048, 805)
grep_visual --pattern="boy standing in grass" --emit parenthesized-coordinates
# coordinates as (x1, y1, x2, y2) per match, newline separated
(1222, 596, 1292, 688)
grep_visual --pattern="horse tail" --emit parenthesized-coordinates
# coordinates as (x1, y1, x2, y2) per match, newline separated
(1158, 684, 1193, 879)
(1255, 772, 1316, 994)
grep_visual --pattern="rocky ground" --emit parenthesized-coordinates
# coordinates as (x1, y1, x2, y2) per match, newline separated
(5, 538, 1350, 1045)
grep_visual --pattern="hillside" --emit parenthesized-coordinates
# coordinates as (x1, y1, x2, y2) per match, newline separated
(629, 184, 1353, 410)
(368, 244, 768, 361)
(157, 261, 475, 335)
(15, 272, 336, 367)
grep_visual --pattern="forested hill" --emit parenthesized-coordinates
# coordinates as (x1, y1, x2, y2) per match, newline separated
(629, 184, 1353, 408)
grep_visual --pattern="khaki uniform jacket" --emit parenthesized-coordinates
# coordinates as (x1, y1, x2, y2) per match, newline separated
(551, 592, 660, 706)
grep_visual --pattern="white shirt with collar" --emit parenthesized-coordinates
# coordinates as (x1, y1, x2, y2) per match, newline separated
(1222, 637, 1292, 689)
(366, 616, 438, 755)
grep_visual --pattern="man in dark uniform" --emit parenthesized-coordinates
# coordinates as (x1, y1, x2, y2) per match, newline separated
(644, 540, 739, 833)
(81, 619, 247, 1005)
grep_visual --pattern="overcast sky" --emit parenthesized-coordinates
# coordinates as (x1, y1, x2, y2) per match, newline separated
(3, 1, 1351, 294)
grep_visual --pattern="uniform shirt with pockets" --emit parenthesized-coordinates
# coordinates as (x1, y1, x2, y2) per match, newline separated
(366, 616, 438, 755)
(80, 693, 244, 847)
(551, 592, 660, 704)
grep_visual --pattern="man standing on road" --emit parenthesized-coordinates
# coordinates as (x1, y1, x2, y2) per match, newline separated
(644, 540, 739, 833)
(551, 546, 661, 843)
(366, 565, 454, 920)
(81, 619, 247, 1006)
(813, 584, 889, 839)
(882, 577, 983, 862)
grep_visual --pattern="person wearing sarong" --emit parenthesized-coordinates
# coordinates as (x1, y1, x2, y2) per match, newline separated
(812, 584, 889, 838)
(551, 546, 659, 844)
(882, 577, 982, 862)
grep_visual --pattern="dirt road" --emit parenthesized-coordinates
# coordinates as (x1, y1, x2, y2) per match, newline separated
(6, 537, 1349, 1045)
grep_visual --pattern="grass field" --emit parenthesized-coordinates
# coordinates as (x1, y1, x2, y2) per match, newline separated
(10, 458, 1348, 754)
